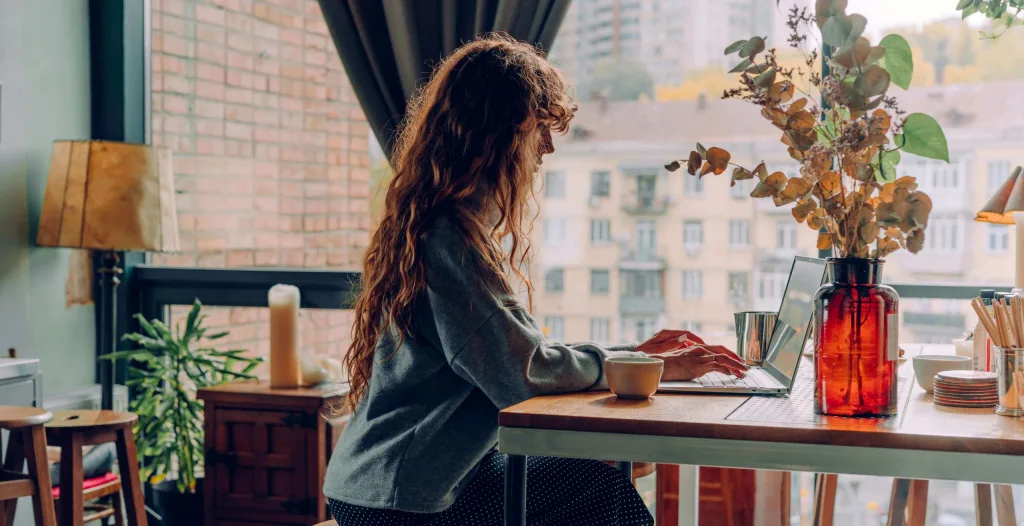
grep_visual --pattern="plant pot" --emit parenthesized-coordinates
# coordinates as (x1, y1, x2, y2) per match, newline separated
(813, 258, 899, 416)
(152, 478, 204, 526)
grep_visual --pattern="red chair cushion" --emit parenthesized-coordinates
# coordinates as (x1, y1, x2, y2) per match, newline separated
(51, 472, 118, 498)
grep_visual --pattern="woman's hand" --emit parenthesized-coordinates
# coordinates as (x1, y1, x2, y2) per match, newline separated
(635, 329, 705, 354)
(635, 329, 748, 381)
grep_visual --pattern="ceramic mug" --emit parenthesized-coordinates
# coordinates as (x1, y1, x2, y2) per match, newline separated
(605, 356, 664, 399)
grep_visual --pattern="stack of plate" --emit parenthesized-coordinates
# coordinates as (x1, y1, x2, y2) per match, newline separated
(933, 370, 998, 409)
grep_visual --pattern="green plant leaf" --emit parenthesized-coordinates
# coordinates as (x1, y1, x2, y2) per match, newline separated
(853, 65, 891, 97)
(879, 34, 913, 90)
(822, 15, 853, 47)
(843, 14, 867, 46)
(739, 36, 765, 58)
(724, 39, 746, 55)
(874, 149, 901, 182)
(729, 57, 754, 73)
(956, 0, 973, 9)
(896, 113, 950, 162)
(754, 68, 777, 88)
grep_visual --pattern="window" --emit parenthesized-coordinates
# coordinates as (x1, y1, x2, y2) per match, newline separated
(776, 222, 797, 250)
(682, 270, 703, 299)
(988, 224, 1010, 254)
(591, 269, 610, 295)
(729, 220, 749, 249)
(926, 216, 961, 252)
(635, 318, 657, 341)
(757, 271, 788, 309)
(681, 320, 703, 332)
(590, 219, 611, 245)
(683, 220, 703, 252)
(636, 174, 657, 206)
(728, 272, 750, 309)
(590, 318, 610, 342)
(684, 176, 704, 196)
(544, 316, 565, 341)
(989, 160, 1012, 194)
(636, 220, 657, 255)
(544, 268, 564, 293)
(591, 170, 611, 197)
(623, 270, 661, 298)
(544, 218, 566, 245)
(545, 171, 566, 198)
(730, 179, 753, 199)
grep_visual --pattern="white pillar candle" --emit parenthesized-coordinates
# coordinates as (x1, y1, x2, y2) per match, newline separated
(1016, 212, 1024, 290)
(268, 284, 301, 388)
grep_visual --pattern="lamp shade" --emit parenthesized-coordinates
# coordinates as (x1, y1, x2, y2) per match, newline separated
(36, 140, 180, 252)
(977, 165, 1024, 225)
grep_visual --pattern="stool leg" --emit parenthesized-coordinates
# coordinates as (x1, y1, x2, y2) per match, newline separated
(812, 474, 838, 526)
(59, 432, 84, 526)
(114, 427, 146, 526)
(886, 478, 912, 526)
(23, 426, 56, 526)
(112, 491, 125, 526)
(2, 430, 25, 525)
(995, 485, 1016, 526)
(977, 484, 995, 526)
(906, 480, 929, 526)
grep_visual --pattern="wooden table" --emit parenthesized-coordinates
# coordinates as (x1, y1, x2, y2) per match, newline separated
(498, 344, 1024, 525)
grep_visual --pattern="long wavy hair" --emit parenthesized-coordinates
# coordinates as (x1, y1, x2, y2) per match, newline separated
(344, 34, 576, 411)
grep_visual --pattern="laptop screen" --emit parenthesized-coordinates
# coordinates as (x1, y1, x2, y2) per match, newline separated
(762, 256, 827, 387)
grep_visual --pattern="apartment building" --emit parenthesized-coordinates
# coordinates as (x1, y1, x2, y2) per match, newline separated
(533, 81, 1024, 347)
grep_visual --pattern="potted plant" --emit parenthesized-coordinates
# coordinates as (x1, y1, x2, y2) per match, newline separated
(667, 1, 949, 416)
(108, 300, 262, 524)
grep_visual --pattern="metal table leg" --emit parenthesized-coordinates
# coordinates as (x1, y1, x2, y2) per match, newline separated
(504, 454, 527, 526)
(616, 461, 633, 480)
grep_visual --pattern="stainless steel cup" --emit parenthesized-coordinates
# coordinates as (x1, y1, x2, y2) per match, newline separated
(734, 311, 778, 367)
(994, 346, 1024, 417)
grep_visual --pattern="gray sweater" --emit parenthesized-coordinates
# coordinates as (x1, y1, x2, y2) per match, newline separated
(323, 216, 641, 513)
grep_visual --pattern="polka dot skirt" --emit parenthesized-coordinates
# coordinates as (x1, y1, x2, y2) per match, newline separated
(328, 450, 653, 525)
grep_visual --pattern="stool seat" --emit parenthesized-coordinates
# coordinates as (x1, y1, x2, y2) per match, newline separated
(45, 410, 136, 432)
(0, 406, 52, 429)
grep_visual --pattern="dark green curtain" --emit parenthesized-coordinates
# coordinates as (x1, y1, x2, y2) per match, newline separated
(318, 0, 572, 158)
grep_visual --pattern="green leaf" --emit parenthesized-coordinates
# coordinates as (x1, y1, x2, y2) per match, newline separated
(956, 0, 973, 9)
(874, 149, 901, 182)
(822, 15, 853, 47)
(724, 39, 746, 55)
(729, 58, 754, 73)
(879, 34, 914, 90)
(739, 36, 765, 58)
(853, 65, 891, 97)
(843, 14, 867, 46)
(754, 68, 777, 88)
(896, 113, 950, 162)
(962, 5, 979, 19)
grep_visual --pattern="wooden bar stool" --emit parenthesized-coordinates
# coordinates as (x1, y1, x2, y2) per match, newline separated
(814, 474, 1016, 526)
(0, 406, 56, 526)
(44, 410, 146, 526)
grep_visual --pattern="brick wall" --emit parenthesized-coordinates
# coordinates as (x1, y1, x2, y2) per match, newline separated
(150, 0, 370, 365)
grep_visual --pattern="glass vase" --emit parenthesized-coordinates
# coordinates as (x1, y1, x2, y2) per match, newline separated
(813, 258, 899, 416)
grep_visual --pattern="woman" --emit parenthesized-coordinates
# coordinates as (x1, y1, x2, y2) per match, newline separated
(325, 34, 748, 525)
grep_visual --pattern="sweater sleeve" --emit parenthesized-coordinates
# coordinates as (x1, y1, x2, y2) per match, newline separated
(422, 224, 644, 409)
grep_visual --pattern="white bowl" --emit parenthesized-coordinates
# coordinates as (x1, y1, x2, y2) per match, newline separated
(912, 354, 972, 393)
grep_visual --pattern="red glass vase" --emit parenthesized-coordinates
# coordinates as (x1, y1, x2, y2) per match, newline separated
(813, 258, 899, 416)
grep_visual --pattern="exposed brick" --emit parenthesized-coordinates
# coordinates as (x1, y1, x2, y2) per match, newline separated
(195, 4, 226, 26)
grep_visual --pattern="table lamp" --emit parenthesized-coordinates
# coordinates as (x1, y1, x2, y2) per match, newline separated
(36, 140, 179, 410)
(976, 165, 1024, 288)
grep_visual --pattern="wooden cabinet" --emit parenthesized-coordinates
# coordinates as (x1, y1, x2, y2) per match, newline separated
(198, 382, 349, 526)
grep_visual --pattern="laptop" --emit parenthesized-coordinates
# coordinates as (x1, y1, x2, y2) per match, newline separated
(658, 256, 827, 395)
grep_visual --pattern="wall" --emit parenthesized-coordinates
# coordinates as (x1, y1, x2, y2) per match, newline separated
(0, 0, 96, 392)
(150, 0, 371, 363)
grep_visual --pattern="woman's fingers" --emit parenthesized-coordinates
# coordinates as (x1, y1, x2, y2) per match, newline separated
(704, 344, 745, 365)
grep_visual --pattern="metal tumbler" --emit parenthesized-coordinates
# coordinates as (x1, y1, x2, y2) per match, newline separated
(734, 311, 778, 367)
(994, 346, 1024, 417)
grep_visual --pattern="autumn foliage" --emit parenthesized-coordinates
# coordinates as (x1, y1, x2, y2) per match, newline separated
(667, 0, 950, 259)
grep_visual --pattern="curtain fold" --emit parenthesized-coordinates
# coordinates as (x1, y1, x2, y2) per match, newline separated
(318, 0, 571, 157)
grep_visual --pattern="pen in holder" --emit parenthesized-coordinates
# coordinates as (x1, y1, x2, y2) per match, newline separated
(971, 294, 1024, 416)
(994, 346, 1024, 416)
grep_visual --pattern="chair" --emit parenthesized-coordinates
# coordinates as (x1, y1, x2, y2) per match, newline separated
(52, 473, 124, 526)
(0, 406, 56, 526)
(44, 410, 146, 526)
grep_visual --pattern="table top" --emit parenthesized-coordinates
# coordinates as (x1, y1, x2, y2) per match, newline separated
(499, 344, 1024, 457)
(197, 380, 350, 410)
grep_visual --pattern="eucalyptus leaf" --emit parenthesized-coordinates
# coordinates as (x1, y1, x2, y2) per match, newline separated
(725, 39, 747, 55)
(754, 68, 777, 88)
(956, 0, 974, 8)
(729, 58, 754, 73)
(822, 15, 853, 47)
(879, 34, 914, 90)
(739, 36, 766, 58)
(897, 113, 950, 162)
(874, 149, 901, 182)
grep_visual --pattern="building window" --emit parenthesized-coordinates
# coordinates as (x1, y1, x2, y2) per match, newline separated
(926, 216, 961, 252)
(729, 220, 749, 249)
(682, 270, 703, 299)
(544, 218, 566, 246)
(590, 318, 610, 343)
(591, 170, 611, 197)
(681, 320, 702, 332)
(730, 179, 753, 199)
(989, 160, 1013, 194)
(757, 271, 788, 306)
(591, 269, 610, 295)
(684, 176, 704, 196)
(544, 316, 565, 341)
(623, 270, 661, 298)
(683, 220, 703, 252)
(591, 219, 611, 245)
(776, 222, 797, 250)
(636, 219, 657, 255)
(728, 272, 750, 309)
(635, 318, 657, 341)
(545, 170, 566, 198)
(989, 224, 1010, 254)
(545, 268, 564, 293)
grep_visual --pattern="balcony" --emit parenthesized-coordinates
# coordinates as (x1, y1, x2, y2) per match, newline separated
(619, 249, 667, 270)
(621, 192, 671, 215)
(756, 198, 795, 215)
(895, 250, 968, 276)
(620, 295, 666, 316)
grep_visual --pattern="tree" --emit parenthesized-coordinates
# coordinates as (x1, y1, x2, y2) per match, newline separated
(585, 59, 655, 101)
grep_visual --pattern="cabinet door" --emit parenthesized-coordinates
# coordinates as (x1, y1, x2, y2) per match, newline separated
(209, 409, 314, 521)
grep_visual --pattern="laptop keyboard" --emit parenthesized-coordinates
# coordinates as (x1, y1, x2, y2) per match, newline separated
(696, 369, 774, 389)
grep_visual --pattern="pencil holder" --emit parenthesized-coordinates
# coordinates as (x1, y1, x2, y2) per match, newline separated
(994, 346, 1024, 417)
